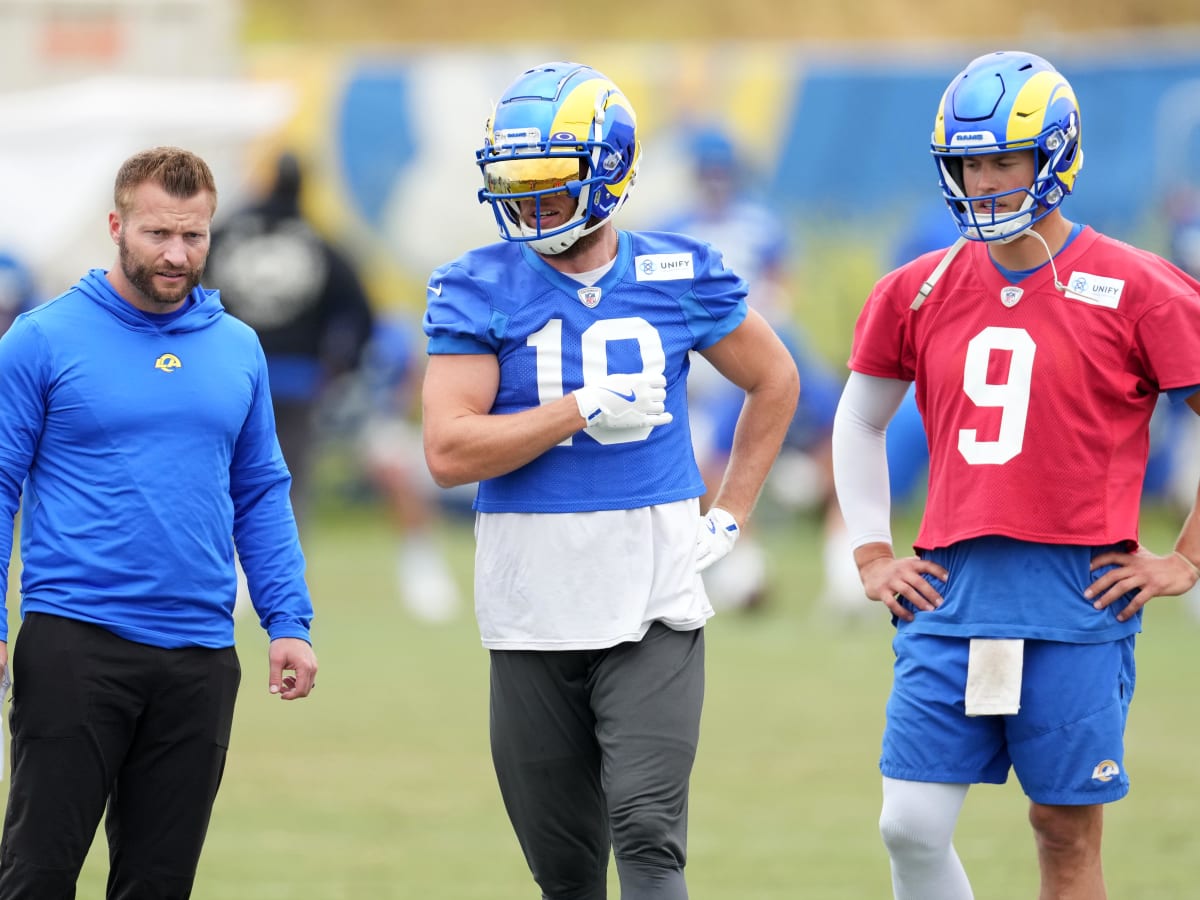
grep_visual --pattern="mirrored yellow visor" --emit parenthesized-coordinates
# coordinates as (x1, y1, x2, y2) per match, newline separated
(484, 156, 581, 197)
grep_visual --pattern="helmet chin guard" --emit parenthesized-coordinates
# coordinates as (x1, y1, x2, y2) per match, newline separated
(477, 61, 640, 254)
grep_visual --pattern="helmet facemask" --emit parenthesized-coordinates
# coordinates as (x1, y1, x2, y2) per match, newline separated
(936, 129, 1074, 243)
(484, 152, 590, 254)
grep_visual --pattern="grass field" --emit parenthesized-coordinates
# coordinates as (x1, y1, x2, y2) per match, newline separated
(4, 497, 1200, 898)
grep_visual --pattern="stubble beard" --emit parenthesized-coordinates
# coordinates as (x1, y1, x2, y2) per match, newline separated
(118, 235, 204, 308)
(550, 218, 607, 262)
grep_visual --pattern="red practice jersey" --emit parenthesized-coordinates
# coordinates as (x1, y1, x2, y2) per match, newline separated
(850, 226, 1200, 551)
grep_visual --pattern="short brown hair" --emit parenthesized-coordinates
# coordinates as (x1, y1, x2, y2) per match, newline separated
(113, 146, 218, 216)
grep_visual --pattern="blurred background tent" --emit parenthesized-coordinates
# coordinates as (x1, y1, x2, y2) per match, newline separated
(0, 0, 293, 291)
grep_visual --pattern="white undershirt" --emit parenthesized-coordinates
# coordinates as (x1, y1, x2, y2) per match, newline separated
(563, 259, 616, 286)
(473, 498, 713, 650)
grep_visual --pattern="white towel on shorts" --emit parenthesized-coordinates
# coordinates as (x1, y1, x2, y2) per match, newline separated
(965, 638, 1023, 716)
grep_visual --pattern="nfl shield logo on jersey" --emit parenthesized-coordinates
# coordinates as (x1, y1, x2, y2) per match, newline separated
(577, 286, 602, 308)
(1000, 286, 1023, 308)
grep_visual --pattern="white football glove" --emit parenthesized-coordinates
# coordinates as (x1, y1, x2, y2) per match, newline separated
(573, 372, 673, 430)
(695, 507, 740, 573)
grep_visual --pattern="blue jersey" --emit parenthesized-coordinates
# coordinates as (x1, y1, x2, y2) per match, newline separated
(424, 230, 748, 513)
(0, 270, 313, 649)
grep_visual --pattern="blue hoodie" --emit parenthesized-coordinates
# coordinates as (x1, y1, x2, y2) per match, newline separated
(0, 269, 312, 649)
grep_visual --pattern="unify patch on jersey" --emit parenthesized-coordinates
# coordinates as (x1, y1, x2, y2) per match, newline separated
(1065, 271, 1125, 309)
(635, 253, 694, 281)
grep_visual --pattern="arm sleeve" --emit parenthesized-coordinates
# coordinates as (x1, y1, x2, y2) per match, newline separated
(831, 372, 911, 551)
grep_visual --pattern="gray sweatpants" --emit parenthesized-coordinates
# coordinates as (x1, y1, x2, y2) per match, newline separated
(489, 622, 705, 900)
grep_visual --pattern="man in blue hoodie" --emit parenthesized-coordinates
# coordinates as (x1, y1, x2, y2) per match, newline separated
(0, 146, 318, 898)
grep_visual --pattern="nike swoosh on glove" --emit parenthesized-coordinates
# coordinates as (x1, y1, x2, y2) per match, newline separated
(573, 372, 674, 430)
(695, 507, 739, 572)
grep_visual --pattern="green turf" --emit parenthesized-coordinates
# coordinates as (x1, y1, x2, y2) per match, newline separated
(4, 500, 1199, 898)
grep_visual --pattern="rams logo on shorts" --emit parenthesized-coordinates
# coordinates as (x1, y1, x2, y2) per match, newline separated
(1090, 759, 1120, 782)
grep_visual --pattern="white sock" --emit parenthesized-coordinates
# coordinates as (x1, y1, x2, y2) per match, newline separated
(701, 536, 767, 610)
(879, 776, 974, 900)
(399, 534, 460, 624)
(820, 523, 871, 616)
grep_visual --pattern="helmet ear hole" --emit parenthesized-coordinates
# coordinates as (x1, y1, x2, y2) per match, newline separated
(1060, 143, 1079, 172)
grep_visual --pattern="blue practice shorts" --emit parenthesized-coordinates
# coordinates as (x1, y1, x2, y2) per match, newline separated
(880, 632, 1136, 805)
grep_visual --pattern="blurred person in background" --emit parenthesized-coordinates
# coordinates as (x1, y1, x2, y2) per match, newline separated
(205, 150, 375, 525)
(832, 51, 1200, 898)
(0, 251, 41, 337)
(0, 146, 316, 898)
(422, 61, 798, 898)
(655, 125, 850, 613)
(357, 312, 462, 623)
